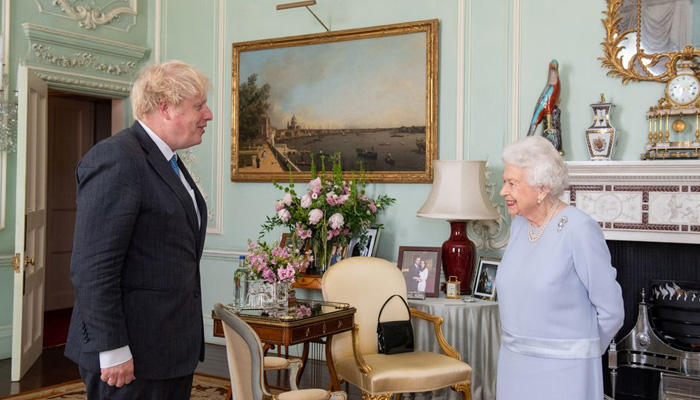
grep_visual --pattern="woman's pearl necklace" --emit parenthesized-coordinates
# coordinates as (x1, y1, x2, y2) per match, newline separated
(528, 201, 559, 243)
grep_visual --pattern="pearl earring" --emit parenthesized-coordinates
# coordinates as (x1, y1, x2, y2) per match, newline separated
(537, 199, 542, 204)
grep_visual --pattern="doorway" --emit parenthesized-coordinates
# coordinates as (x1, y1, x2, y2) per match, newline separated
(43, 92, 113, 348)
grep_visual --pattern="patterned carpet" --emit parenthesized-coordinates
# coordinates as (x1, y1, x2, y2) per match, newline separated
(0, 374, 229, 400)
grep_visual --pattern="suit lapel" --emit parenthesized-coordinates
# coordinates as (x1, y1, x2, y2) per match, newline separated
(179, 160, 208, 255)
(129, 123, 201, 234)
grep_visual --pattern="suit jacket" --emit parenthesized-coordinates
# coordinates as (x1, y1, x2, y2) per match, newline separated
(406, 264, 420, 291)
(65, 122, 208, 379)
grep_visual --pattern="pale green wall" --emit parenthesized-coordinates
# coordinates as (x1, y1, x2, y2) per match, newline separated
(1, 0, 679, 355)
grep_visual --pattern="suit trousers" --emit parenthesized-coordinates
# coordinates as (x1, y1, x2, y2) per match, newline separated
(80, 367, 194, 400)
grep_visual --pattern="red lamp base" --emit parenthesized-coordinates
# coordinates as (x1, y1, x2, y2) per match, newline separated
(441, 220, 476, 295)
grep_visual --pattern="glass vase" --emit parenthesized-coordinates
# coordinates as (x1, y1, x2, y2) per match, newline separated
(249, 280, 290, 316)
(311, 239, 330, 275)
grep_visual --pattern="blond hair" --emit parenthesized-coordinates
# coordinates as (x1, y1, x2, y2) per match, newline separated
(131, 61, 211, 119)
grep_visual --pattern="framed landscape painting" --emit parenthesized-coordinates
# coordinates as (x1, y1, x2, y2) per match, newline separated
(230, 19, 439, 183)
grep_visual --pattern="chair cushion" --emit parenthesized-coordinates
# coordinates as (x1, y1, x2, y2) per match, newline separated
(264, 356, 291, 370)
(334, 350, 472, 395)
(278, 388, 330, 400)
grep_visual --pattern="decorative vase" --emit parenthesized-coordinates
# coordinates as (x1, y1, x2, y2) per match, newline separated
(246, 279, 268, 308)
(248, 280, 290, 315)
(274, 281, 290, 312)
(585, 93, 617, 160)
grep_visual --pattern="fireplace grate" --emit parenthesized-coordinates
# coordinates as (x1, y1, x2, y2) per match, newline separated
(609, 285, 700, 399)
(659, 372, 700, 399)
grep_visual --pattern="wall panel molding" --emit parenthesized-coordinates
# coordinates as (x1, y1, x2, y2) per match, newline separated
(456, 0, 466, 160)
(203, 249, 243, 262)
(0, 254, 11, 269)
(509, 0, 521, 144)
(211, 0, 226, 236)
(21, 23, 149, 96)
(0, 153, 6, 231)
(33, 0, 137, 32)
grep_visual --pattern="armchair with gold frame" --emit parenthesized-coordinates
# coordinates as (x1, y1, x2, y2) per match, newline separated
(322, 257, 472, 400)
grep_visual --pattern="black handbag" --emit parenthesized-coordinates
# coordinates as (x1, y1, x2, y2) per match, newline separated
(376, 294, 414, 355)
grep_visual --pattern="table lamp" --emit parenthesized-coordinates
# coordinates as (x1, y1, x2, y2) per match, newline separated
(417, 160, 499, 295)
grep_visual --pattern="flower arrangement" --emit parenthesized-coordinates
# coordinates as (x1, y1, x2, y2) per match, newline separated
(244, 239, 312, 284)
(260, 153, 395, 272)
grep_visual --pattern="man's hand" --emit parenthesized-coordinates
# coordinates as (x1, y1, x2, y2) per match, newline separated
(100, 359, 135, 387)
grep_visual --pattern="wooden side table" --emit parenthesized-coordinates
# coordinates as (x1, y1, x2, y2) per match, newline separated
(212, 300, 354, 391)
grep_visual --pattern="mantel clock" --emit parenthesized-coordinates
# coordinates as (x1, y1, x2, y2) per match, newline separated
(642, 59, 700, 160)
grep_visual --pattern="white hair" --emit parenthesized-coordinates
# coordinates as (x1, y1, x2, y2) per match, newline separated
(502, 136, 569, 198)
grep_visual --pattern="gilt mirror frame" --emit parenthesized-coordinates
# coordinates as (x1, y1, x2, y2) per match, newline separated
(230, 19, 439, 183)
(600, 0, 700, 84)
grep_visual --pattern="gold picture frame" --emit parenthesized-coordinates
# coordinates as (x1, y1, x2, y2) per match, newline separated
(231, 19, 439, 183)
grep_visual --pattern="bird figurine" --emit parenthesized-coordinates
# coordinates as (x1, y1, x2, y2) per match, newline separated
(527, 59, 560, 137)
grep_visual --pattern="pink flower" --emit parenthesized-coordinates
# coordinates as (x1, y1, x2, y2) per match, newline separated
(311, 192, 318, 200)
(274, 201, 285, 212)
(325, 192, 337, 205)
(309, 209, 324, 225)
(309, 177, 322, 193)
(282, 193, 293, 206)
(329, 213, 344, 230)
(301, 194, 312, 208)
(297, 305, 312, 318)
(278, 209, 291, 222)
(369, 204, 377, 213)
(296, 225, 312, 240)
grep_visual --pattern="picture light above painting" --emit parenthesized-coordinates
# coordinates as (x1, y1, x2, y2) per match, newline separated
(230, 19, 439, 183)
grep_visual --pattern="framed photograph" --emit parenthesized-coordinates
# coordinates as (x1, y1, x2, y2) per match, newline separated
(473, 258, 500, 301)
(329, 244, 347, 266)
(230, 19, 439, 183)
(397, 246, 441, 298)
(347, 228, 381, 257)
(279, 232, 292, 248)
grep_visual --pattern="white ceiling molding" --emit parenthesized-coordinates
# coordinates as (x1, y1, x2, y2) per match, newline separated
(21, 23, 149, 96)
(33, 0, 137, 32)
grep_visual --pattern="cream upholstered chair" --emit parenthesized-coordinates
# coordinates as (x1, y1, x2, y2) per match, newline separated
(214, 303, 348, 400)
(322, 257, 472, 400)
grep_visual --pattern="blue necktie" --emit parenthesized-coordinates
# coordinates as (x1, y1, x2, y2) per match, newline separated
(170, 155, 180, 178)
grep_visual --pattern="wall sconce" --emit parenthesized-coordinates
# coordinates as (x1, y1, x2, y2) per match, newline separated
(417, 160, 500, 294)
(276, 0, 330, 32)
(0, 69, 18, 153)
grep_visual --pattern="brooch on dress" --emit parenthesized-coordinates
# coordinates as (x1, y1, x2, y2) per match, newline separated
(557, 216, 568, 232)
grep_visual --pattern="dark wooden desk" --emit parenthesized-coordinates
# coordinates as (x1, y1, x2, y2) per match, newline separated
(212, 300, 355, 391)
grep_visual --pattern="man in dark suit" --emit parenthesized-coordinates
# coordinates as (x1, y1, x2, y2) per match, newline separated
(65, 60, 213, 399)
(406, 255, 421, 291)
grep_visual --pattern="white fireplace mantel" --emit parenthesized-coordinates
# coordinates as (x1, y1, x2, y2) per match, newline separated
(565, 160, 700, 244)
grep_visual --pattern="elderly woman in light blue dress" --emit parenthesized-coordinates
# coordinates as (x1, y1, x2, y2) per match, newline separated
(496, 136, 624, 399)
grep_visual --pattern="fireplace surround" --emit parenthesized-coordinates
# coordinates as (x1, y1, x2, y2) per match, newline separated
(566, 160, 700, 399)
